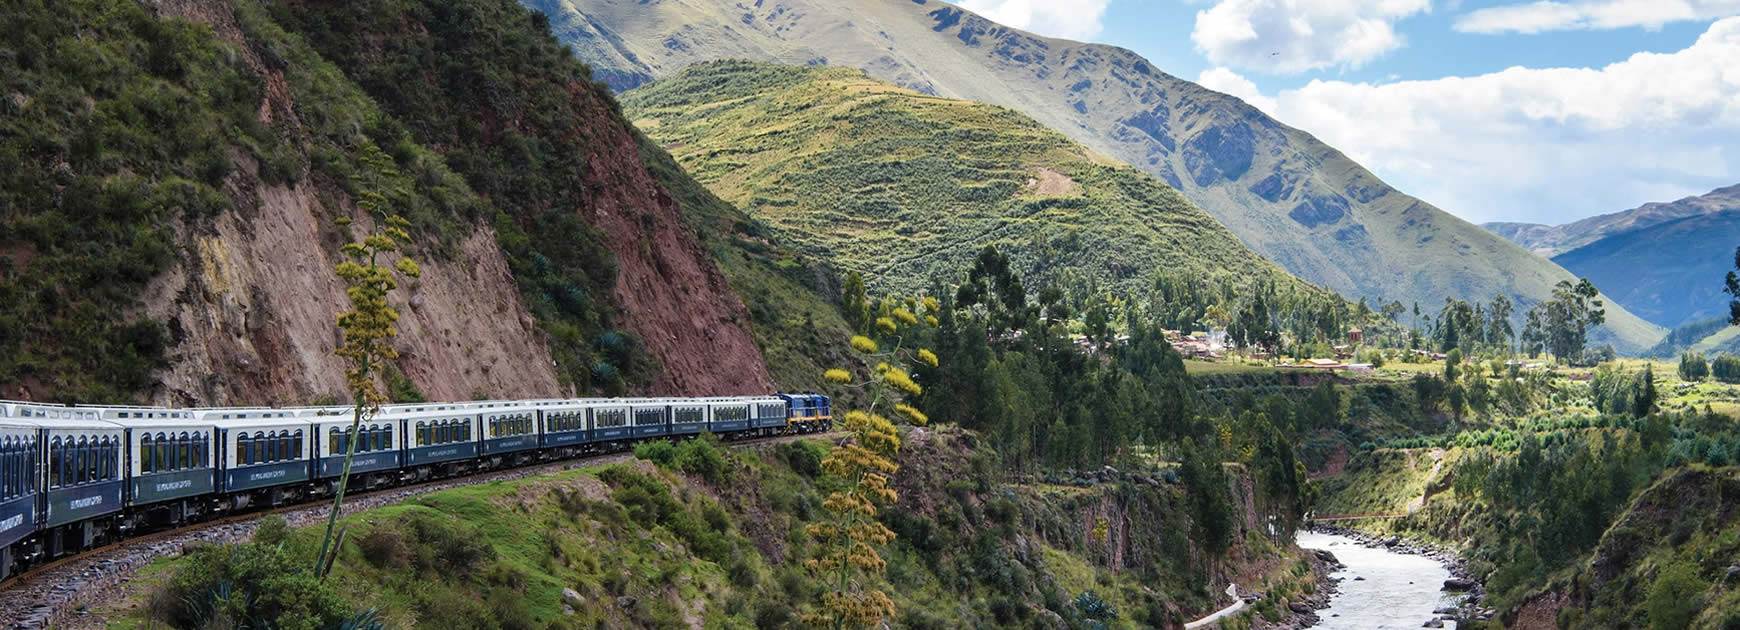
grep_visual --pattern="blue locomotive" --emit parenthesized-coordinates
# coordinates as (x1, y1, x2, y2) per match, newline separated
(0, 392, 831, 580)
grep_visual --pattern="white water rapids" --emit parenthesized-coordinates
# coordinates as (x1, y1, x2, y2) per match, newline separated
(1296, 531, 1466, 629)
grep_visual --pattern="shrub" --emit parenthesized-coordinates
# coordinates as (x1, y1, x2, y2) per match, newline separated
(673, 432, 729, 484)
(158, 542, 352, 630)
(358, 528, 409, 569)
(633, 440, 676, 467)
(780, 439, 828, 477)
(405, 511, 491, 577)
(252, 515, 289, 547)
(1646, 560, 1705, 630)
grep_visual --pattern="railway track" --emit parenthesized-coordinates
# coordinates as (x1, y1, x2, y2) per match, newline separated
(0, 429, 841, 629)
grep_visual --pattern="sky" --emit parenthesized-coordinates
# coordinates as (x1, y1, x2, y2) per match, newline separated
(951, 0, 1740, 226)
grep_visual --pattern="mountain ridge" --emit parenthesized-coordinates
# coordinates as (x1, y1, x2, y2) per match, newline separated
(1482, 183, 1740, 257)
(532, 0, 1665, 353)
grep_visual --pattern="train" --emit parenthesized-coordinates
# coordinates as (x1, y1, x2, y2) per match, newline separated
(0, 392, 833, 580)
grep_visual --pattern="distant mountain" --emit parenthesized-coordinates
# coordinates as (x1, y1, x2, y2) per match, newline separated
(620, 61, 1313, 300)
(1483, 184, 1740, 257)
(530, 0, 1664, 353)
(1550, 210, 1740, 328)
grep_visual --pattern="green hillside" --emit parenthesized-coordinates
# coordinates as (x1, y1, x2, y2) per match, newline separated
(621, 61, 1310, 298)
(530, 0, 1665, 353)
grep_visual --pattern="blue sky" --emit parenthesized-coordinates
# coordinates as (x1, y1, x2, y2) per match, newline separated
(952, 1, 1740, 225)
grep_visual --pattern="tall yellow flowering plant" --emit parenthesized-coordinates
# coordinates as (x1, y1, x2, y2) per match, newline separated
(314, 144, 420, 578)
(804, 293, 940, 628)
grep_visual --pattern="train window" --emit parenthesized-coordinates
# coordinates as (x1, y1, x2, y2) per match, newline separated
(141, 433, 154, 473)
(329, 427, 341, 455)
(415, 422, 425, 446)
(240, 433, 252, 466)
(178, 432, 191, 469)
(48, 437, 59, 488)
(73, 436, 86, 484)
(192, 433, 203, 467)
(156, 433, 168, 471)
(383, 425, 393, 450)
(293, 430, 304, 460)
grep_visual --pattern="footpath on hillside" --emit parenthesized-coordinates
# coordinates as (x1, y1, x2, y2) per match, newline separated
(1183, 584, 1245, 629)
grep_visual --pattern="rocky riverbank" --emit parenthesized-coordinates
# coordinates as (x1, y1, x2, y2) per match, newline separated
(1307, 525, 1499, 626)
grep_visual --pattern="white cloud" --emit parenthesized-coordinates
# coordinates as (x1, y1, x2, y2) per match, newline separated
(1455, 0, 1740, 34)
(1197, 67, 1279, 112)
(1198, 17, 1740, 224)
(956, 0, 1112, 41)
(1190, 0, 1433, 74)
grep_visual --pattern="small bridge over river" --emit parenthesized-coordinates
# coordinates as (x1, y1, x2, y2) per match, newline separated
(1309, 512, 1408, 522)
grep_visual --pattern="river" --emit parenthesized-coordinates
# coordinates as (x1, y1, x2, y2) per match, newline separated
(1296, 531, 1465, 629)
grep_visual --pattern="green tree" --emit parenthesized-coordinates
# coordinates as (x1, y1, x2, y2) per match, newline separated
(1487, 294, 1514, 353)
(841, 271, 870, 334)
(1646, 560, 1706, 630)
(1633, 363, 1657, 418)
(1679, 351, 1709, 381)
(1528, 279, 1606, 363)
(315, 144, 421, 578)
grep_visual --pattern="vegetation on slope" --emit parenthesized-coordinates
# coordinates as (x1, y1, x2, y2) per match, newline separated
(119, 428, 1324, 629)
(267, 1, 848, 394)
(621, 61, 1311, 301)
(0, 0, 506, 401)
(0, 0, 231, 401)
(532, 0, 1666, 354)
(1309, 359, 1740, 628)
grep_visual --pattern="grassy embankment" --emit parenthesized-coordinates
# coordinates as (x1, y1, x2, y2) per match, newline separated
(104, 427, 1334, 629)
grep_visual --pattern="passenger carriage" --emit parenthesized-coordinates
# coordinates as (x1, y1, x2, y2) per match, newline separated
(403, 408, 478, 475)
(538, 401, 591, 452)
(749, 396, 791, 433)
(629, 399, 673, 439)
(103, 406, 215, 527)
(703, 397, 752, 434)
(591, 400, 632, 443)
(669, 400, 708, 436)
(9, 403, 125, 556)
(479, 405, 538, 460)
(205, 409, 312, 509)
(0, 405, 40, 580)
(308, 411, 401, 488)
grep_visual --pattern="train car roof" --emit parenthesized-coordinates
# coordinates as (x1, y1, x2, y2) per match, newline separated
(87, 407, 197, 421)
(108, 416, 215, 429)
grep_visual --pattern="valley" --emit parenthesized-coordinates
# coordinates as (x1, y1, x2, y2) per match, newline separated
(0, 0, 1735, 628)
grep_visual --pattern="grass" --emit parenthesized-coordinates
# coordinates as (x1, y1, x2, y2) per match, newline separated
(620, 61, 1312, 302)
(1182, 360, 1291, 375)
(100, 427, 1331, 629)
